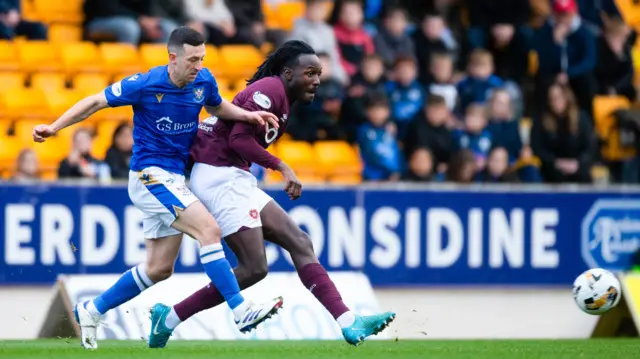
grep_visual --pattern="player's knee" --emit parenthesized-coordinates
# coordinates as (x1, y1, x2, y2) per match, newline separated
(194, 219, 222, 246)
(246, 261, 268, 286)
(145, 262, 174, 282)
(290, 231, 315, 257)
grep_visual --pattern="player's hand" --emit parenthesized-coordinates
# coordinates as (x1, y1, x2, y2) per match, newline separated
(244, 111, 279, 129)
(277, 162, 302, 200)
(32, 124, 56, 143)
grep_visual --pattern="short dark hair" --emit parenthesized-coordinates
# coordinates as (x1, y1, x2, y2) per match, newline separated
(427, 94, 447, 107)
(364, 92, 389, 109)
(167, 27, 205, 54)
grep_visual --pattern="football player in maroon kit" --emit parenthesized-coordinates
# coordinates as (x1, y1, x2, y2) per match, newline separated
(148, 40, 395, 348)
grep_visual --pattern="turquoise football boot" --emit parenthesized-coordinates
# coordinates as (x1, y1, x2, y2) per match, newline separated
(341, 311, 396, 346)
(148, 303, 174, 348)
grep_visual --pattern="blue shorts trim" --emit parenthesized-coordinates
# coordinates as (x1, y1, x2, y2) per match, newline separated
(146, 183, 185, 217)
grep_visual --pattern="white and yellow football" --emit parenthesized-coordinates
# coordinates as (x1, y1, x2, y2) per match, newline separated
(572, 268, 621, 315)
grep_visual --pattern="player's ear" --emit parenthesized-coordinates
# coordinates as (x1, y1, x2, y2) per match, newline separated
(284, 67, 293, 81)
(168, 52, 178, 64)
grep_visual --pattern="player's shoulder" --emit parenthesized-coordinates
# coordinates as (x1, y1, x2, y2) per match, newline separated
(243, 76, 286, 104)
(195, 68, 216, 84)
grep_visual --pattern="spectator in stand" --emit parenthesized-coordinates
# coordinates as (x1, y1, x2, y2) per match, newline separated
(227, 0, 286, 48)
(182, 0, 238, 46)
(83, 0, 179, 44)
(357, 93, 404, 181)
(457, 49, 504, 111)
(475, 146, 520, 183)
(289, 0, 348, 85)
(404, 94, 452, 174)
(333, 0, 375, 77)
(425, 52, 458, 111)
(445, 149, 477, 183)
(341, 54, 387, 141)
(531, 83, 596, 183)
(466, 0, 531, 51)
(386, 56, 425, 139)
(403, 147, 436, 182)
(11, 149, 40, 183)
(595, 17, 636, 101)
(288, 53, 346, 143)
(486, 89, 522, 163)
(374, 7, 415, 69)
(533, 0, 596, 117)
(413, 12, 459, 82)
(58, 128, 101, 180)
(0, 0, 47, 40)
(577, 0, 621, 35)
(452, 103, 492, 172)
(104, 122, 133, 180)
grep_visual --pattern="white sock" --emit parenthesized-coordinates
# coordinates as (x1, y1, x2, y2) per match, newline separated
(232, 300, 250, 321)
(86, 300, 101, 317)
(336, 311, 356, 328)
(164, 307, 182, 330)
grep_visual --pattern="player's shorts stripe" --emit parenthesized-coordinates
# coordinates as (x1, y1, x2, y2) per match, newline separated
(134, 266, 150, 290)
(145, 183, 184, 217)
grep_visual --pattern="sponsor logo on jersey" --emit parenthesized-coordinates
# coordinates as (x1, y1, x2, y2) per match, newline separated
(194, 87, 205, 102)
(253, 91, 271, 109)
(127, 75, 139, 81)
(111, 81, 122, 97)
(581, 199, 640, 271)
(156, 116, 196, 134)
(155, 93, 164, 103)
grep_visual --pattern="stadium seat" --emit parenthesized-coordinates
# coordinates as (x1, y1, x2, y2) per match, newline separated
(0, 118, 11, 136)
(313, 141, 362, 177)
(0, 41, 21, 71)
(0, 136, 20, 170)
(96, 121, 124, 142)
(203, 45, 222, 76)
(615, 0, 640, 28)
(328, 174, 362, 185)
(29, 136, 71, 168)
(45, 89, 88, 118)
(16, 41, 63, 73)
(0, 88, 49, 119)
(59, 42, 103, 75)
(30, 72, 66, 92)
(32, 0, 83, 24)
(275, 141, 317, 176)
(13, 118, 45, 140)
(0, 72, 26, 93)
(99, 43, 143, 76)
(218, 45, 264, 79)
(49, 24, 82, 43)
(140, 44, 169, 69)
(216, 77, 232, 93)
(592, 95, 636, 161)
(73, 73, 109, 93)
(275, 2, 306, 31)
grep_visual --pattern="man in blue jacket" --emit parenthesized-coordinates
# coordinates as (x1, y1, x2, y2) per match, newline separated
(0, 0, 46, 40)
(534, 0, 596, 116)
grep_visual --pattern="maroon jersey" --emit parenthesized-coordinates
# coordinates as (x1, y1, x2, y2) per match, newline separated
(191, 76, 289, 171)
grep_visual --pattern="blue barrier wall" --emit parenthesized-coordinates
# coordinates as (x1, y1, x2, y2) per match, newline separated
(1, 183, 640, 286)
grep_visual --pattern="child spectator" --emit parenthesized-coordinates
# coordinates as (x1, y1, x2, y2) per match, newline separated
(374, 7, 415, 69)
(334, 0, 375, 77)
(11, 148, 40, 182)
(452, 103, 492, 171)
(486, 89, 523, 163)
(357, 93, 403, 181)
(404, 94, 452, 172)
(386, 56, 425, 139)
(426, 52, 458, 111)
(413, 11, 459, 81)
(403, 147, 435, 182)
(104, 122, 133, 180)
(475, 146, 519, 183)
(445, 149, 477, 183)
(457, 49, 504, 111)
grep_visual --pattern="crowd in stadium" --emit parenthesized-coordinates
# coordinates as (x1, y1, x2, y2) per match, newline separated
(3, 0, 639, 185)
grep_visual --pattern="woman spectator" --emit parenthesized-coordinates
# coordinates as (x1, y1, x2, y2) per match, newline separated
(11, 149, 40, 183)
(105, 122, 133, 180)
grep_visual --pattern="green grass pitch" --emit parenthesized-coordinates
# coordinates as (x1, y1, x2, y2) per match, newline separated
(0, 339, 639, 359)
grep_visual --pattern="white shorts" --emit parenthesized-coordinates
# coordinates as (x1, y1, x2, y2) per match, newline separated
(128, 167, 199, 239)
(189, 163, 273, 238)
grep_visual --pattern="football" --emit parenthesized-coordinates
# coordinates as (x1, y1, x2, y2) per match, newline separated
(572, 268, 622, 315)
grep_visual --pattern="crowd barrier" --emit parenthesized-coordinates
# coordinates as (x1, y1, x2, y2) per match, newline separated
(2, 182, 640, 286)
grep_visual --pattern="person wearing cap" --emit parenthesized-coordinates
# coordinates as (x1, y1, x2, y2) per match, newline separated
(533, 0, 596, 117)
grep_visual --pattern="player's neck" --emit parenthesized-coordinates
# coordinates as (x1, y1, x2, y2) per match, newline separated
(168, 66, 188, 88)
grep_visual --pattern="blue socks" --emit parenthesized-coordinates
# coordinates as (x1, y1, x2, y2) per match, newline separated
(89, 264, 154, 315)
(199, 243, 246, 314)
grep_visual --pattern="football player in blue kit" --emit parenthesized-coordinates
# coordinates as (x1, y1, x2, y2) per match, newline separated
(32, 27, 284, 349)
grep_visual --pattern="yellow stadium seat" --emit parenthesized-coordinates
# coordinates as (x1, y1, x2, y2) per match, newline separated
(275, 141, 317, 176)
(0, 72, 26, 93)
(13, 118, 44, 140)
(0, 136, 21, 170)
(73, 73, 109, 93)
(0, 118, 11, 137)
(99, 43, 143, 76)
(60, 42, 103, 75)
(233, 78, 247, 92)
(49, 24, 82, 43)
(0, 88, 49, 119)
(593, 95, 635, 161)
(276, 2, 306, 31)
(263, 2, 280, 29)
(216, 77, 232, 92)
(0, 41, 21, 71)
(140, 44, 169, 69)
(616, 0, 640, 28)
(40, 168, 58, 181)
(45, 89, 87, 118)
(16, 41, 63, 72)
(33, 0, 83, 24)
(97, 121, 125, 143)
(203, 45, 222, 75)
(328, 174, 362, 185)
(29, 136, 71, 168)
(218, 45, 264, 79)
(31, 72, 66, 92)
(313, 141, 362, 177)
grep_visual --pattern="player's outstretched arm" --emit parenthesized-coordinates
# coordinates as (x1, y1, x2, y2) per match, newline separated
(206, 99, 279, 129)
(33, 92, 109, 142)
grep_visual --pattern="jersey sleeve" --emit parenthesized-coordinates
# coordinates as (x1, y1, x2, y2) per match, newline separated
(228, 122, 282, 170)
(205, 73, 223, 107)
(104, 74, 143, 107)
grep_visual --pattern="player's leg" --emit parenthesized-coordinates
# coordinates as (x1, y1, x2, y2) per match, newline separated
(74, 169, 187, 349)
(259, 199, 396, 346)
